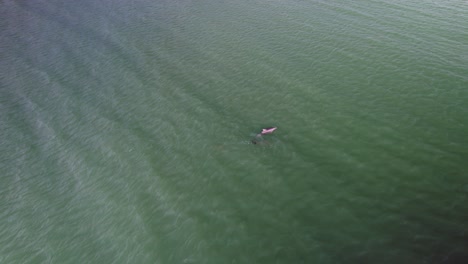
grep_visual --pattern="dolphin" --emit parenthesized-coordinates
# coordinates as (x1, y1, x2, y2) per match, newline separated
(252, 127, 277, 144)
(260, 127, 277, 135)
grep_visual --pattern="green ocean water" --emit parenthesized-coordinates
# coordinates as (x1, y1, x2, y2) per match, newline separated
(1, 0, 467, 263)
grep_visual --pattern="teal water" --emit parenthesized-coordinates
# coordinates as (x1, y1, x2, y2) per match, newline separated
(1, 0, 467, 263)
